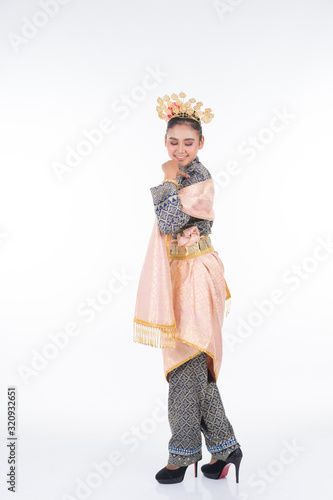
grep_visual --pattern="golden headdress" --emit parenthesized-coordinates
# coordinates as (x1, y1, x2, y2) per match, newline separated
(156, 91, 214, 124)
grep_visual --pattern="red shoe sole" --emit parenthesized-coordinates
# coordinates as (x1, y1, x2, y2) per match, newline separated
(219, 463, 231, 479)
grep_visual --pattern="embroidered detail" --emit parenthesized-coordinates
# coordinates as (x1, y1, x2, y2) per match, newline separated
(168, 445, 202, 455)
(207, 437, 238, 453)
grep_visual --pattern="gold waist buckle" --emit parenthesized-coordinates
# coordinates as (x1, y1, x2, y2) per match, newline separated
(169, 235, 214, 260)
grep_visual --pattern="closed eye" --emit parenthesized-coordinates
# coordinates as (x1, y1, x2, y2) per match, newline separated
(171, 143, 193, 146)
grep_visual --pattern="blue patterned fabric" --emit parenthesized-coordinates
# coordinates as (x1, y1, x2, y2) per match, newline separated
(150, 156, 214, 239)
(168, 352, 241, 466)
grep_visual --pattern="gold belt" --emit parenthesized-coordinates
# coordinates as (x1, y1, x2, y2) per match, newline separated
(169, 235, 214, 260)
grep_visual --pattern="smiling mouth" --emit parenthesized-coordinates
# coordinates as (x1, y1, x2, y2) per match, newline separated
(174, 155, 188, 160)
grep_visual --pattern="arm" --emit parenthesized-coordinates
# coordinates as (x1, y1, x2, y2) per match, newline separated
(150, 180, 191, 234)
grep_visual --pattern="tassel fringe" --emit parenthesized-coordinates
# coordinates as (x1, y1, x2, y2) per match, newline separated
(133, 320, 176, 348)
(225, 279, 231, 318)
(225, 298, 231, 318)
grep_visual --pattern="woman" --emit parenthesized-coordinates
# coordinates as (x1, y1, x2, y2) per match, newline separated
(133, 92, 242, 484)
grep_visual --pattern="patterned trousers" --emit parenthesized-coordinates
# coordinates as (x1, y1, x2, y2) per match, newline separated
(168, 352, 241, 466)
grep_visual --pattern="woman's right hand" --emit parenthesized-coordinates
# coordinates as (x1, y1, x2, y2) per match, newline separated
(162, 159, 191, 180)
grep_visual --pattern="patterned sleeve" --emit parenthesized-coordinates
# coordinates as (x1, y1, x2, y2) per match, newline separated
(150, 181, 191, 234)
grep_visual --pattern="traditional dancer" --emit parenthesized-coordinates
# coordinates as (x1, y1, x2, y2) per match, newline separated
(133, 92, 242, 484)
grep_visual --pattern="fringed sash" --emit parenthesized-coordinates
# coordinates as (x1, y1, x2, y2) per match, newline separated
(133, 178, 231, 348)
(132, 217, 176, 348)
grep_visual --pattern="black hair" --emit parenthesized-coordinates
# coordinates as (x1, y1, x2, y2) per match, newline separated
(166, 116, 203, 142)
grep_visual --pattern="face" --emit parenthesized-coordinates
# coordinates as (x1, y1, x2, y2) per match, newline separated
(165, 123, 204, 167)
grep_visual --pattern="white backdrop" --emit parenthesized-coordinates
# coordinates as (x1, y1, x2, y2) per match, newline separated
(0, 0, 332, 499)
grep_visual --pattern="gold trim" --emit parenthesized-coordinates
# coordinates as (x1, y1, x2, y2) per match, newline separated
(165, 336, 218, 382)
(225, 280, 231, 301)
(170, 246, 214, 260)
(134, 317, 176, 331)
(166, 233, 171, 264)
(165, 353, 201, 380)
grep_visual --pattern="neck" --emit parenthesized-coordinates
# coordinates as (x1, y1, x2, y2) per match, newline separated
(184, 156, 199, 168)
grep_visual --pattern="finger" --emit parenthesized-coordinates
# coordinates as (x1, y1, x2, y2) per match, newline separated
(178, 170, 191, 178)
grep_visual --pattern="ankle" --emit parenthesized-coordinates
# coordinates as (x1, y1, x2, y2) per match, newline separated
(166, 464, 180, 470)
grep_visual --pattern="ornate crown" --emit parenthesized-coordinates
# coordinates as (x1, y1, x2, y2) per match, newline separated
(156, 91, 214, 124)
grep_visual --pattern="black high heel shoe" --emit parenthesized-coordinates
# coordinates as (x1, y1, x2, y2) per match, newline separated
(201, 448, 243, 483)
(155, 461, 198, 484)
